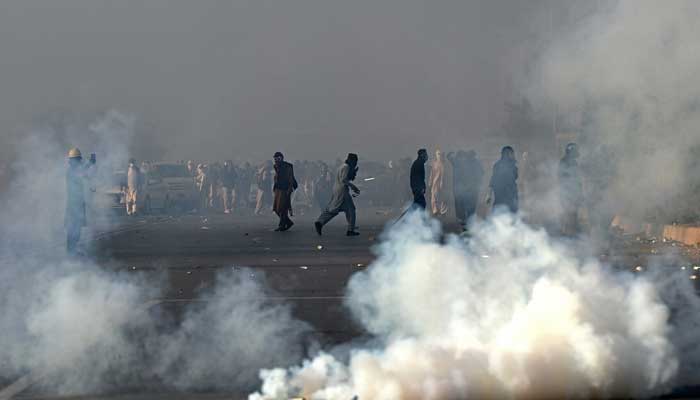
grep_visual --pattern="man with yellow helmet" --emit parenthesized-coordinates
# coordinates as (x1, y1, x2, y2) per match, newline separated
(64, 148, 96, 255)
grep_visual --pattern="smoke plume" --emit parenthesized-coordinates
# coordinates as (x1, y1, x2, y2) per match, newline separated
(532, 0, 700, 222)
(250, 211, 693, 399)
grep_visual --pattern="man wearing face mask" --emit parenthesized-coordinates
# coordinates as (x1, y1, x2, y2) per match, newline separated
(64, 148, 96, 255)
(315, 153, 361, 236)
(272, 152, 298, 231)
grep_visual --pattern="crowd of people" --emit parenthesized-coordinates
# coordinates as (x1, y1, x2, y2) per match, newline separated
(123, 150, 496, 224)
(65, 143, 594, 254)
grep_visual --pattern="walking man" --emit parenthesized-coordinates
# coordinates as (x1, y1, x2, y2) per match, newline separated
(272, 152, 298, 231)
(315, 153, 361, 236)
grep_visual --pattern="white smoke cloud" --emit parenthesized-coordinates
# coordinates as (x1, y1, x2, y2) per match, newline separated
(0, 111, 309, 396)
(23, 262, 156, 394)
(532, 0, 700, 221)
(152, 270, 310, 391)
(250, 211, 688, 399)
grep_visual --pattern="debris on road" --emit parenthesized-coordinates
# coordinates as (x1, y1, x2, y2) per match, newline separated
(299, 266, 309, 270)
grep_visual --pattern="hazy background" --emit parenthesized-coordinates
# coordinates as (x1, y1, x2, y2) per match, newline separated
(0, 0, 601, 163)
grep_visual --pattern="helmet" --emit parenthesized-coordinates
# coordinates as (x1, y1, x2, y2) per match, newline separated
(67, 148, 82, 159)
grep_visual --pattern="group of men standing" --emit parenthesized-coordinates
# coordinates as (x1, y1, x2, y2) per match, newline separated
(409, 146, 518, 228)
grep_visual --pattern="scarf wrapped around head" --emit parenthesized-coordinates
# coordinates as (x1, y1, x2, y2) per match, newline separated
(346, 153, 358, 181)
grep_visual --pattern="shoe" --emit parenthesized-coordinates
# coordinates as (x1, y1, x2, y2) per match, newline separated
(224, 209, 231, 214)
(346, 231, 360, 237)
(314, 221, 323, 236)
(286, 221, 294, 230)
(274, 227, 283, 232)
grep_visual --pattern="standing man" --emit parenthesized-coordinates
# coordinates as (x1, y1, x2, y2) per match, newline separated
(221, 160, 237, 214)
(559, 143, 583, 235)
(272, 152, 298, 231)
(486, 146, 519, 213)
(195, 164, 211, 214)
(237, 162, 254, 211)
(255, 161, 274, 215)
(126, 158, 143, 216)
(64, 148, 96, 255)
(447, 150, 484, 228)
(429, 149, 448, 216)
(410, 149, 429, 209)
(315, 153, 361, 236)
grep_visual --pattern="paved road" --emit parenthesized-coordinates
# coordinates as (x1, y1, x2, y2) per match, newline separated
(90, 210, 401, 340)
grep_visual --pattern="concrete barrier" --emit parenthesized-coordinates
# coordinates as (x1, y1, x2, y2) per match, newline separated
(663, 224, 700, 246)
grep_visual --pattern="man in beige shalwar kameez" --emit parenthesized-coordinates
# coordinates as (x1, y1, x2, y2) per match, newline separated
(429, 149, 448, 216)
(314, 153, 360, 236)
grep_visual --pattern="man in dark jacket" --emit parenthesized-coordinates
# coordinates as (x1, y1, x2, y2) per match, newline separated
(65, 148, 96, 255)
(448, 150, 484, 228)
(272, 152, 298, 231)
(410, 149, 429, 209)
(487, 146, 518, 213)
(221, 160, 238, 214)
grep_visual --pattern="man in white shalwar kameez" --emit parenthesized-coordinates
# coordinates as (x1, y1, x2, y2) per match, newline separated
(314, 153, 360, 236)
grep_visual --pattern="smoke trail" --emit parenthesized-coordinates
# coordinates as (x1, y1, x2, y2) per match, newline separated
(250, 211, 691, 399)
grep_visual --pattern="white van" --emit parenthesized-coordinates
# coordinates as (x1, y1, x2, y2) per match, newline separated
(144, 163, 196, 213)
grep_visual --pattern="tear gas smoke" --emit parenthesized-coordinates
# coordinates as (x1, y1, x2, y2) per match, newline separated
(250, 211, 696, 399)
(0, 112, 308, 395)
(151, 270, 310, 391)
(531, 0, 700, 223)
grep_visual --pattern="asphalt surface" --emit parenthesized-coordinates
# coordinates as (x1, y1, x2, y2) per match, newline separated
(91, 210, 395, 342)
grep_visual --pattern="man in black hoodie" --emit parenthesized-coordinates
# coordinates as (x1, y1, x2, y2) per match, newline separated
(410, 149, 429, 209)
(487, 146, 519, 213)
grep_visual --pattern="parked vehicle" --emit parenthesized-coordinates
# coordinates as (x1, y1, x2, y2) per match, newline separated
(93, 170, 126, 215)
(144, 162, 196, 213)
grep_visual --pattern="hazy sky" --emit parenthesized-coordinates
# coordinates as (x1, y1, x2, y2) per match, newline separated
(0, 0, 587, 162)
